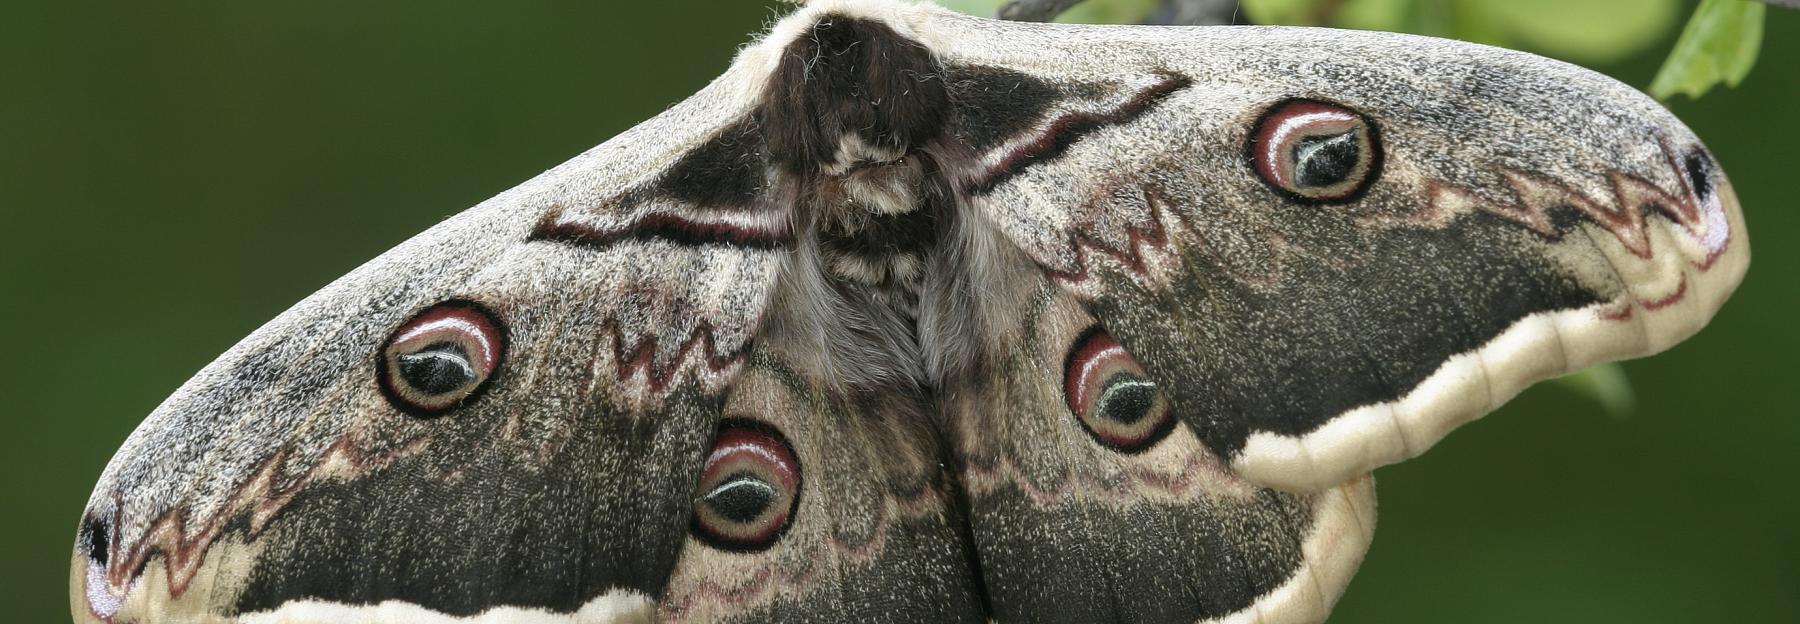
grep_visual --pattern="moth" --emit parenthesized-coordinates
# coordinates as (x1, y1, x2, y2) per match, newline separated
(73, 0, 1749, 622)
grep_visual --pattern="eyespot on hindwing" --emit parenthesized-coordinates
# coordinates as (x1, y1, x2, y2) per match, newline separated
(1064, 326, 1176, 454)
(691, 419, 802, 552)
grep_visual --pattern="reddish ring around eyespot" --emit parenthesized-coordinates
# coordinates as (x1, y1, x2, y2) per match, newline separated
(690, 419, 801, 552)
(1064, 327, 1175, 454)
(376, 300, 505, 417)
(1249, 99, 1382, 204)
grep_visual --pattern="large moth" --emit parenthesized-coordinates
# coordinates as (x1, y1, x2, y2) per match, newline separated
(72, 0, 1749, 622)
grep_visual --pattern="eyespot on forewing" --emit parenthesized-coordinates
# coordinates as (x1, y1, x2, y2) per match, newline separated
(1249, 99, 1382, 204)
(377, 300, 505, 416)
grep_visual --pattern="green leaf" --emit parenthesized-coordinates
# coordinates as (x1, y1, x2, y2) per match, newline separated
(1553, 363, 1637, 419)
(1650, 0, 1766, 100)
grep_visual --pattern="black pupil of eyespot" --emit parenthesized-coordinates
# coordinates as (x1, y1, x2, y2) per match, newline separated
(1096, 373, 1157, 425)
(1293, 130, 1361, 188)
(704, 473, 777, 524)
(397, 342, 476, 395)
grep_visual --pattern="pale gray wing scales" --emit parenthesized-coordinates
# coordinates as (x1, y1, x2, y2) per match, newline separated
(75, 3, 1752, 623)
(917, 12, 1748, 492)
(73, 53, 790, 621)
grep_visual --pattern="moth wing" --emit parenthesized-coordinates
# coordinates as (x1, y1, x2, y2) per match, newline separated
(938, 266, 1376, 623)
(921, 13, 1748, 492)
(72, 55, 800, 620)
(654, 336, 987, 622)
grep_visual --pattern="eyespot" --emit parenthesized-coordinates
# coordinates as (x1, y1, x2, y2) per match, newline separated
(1249, 99, 1382, 204)
(377, 300, 505, 416)
(1064, 327, 1175, 453)
(691, 419, 800, 552)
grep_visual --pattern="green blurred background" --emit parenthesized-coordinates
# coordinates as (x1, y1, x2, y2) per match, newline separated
(2, 1, 1793, 622)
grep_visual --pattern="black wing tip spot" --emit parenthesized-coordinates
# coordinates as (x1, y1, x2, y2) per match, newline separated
(82, 514, 110, 565)
(1683, 147, 1717, 202)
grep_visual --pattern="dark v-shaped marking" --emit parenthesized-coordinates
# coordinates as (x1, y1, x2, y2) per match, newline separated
(531, 116, 792, 251)
(968, 73, 1193, 195)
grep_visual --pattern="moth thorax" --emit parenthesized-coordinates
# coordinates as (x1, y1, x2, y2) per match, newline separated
(757, 12, 952, 336)
(814, 154, 940, 324)
(821, 136, 895, 174)
(840, 154, 927, 215)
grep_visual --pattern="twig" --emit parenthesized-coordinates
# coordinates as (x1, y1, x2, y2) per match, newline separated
(997, 0, 1090, 22)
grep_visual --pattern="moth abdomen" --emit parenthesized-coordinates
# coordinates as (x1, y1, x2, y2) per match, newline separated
(801, 150, 956, 381)
(759, 14, 949, 175)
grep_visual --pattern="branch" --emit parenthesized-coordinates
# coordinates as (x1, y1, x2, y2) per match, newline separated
(997, 0, 1089, 22)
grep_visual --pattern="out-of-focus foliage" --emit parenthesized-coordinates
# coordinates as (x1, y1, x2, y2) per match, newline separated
(1056, 0, 1162, 23)
(1555, 364, 1638, 418)
(964, 0, 1770, 86)
(1651, 0, 1766, 99)
(1242, 0, 1682, 64)
(944, 0, 1162, 22)
(938, 0, 1003, 16)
